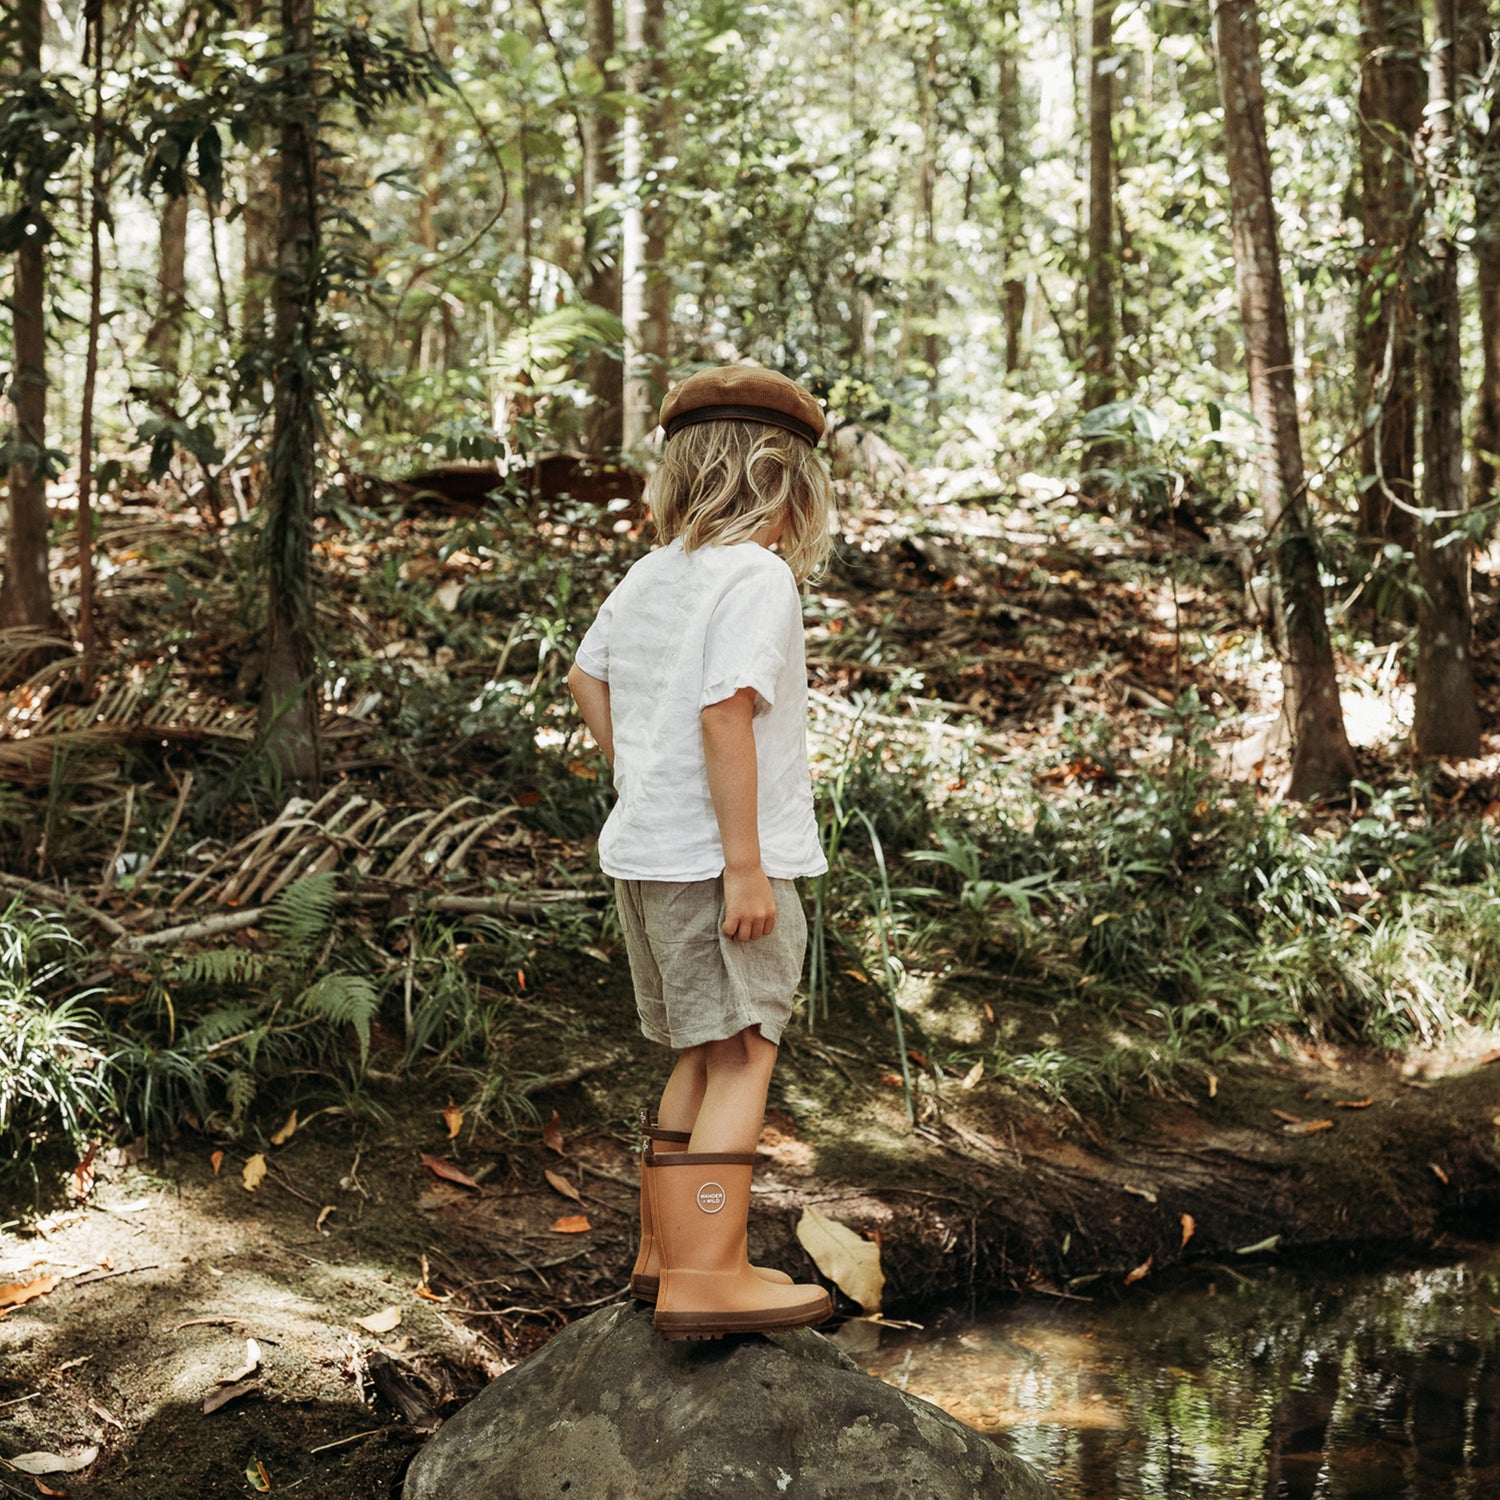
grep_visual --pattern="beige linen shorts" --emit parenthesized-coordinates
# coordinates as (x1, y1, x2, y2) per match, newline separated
(614, 876, 808, 1049)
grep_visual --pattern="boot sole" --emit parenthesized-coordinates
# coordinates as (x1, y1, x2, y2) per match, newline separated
(654, 1295, 831, 1341)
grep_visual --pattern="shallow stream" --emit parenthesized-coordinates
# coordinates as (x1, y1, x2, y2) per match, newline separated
(862, 1246, 1500, 1498)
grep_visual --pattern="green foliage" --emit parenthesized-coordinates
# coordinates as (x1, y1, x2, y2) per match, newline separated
(0, 903, 110, 1197)
(109, 874, 385, 1136)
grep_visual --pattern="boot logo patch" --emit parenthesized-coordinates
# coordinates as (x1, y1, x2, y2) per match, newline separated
(696, 1181, 727, 1214)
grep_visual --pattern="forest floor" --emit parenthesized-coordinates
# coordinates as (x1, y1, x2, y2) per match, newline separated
(2, 1014, 1498, 1499)
(4, 461, 1500, 1496)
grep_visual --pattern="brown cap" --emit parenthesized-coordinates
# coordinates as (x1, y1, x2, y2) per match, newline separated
(659, 366, 824, 447)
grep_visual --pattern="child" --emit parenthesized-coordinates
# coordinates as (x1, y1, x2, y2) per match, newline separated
(567, 365, 834, 1340)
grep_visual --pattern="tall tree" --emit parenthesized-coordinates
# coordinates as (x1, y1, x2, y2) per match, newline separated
(996, 0, 1028, 375)
(579, 0, 623, 456)
(1083, 0, 1117, 430)
(620, 0, 669, 449)
(258, 0, 321, 783)
(0, 0, 61, 640)
(1412, 0, 1481, 756)
(1211, 0, 1356, 799)
(146, 194, 189, 379)
(1465, 0, 1500, 515)
(1354, 0, 1424, 546)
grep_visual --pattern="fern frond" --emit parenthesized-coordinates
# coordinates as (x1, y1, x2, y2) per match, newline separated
(262, 873, 340, 952)
(225, 1068, 257, 1122)
(169, 948, 267, 990)
(180, 1003, 259, 1052)
(299, 973, 380, 1067)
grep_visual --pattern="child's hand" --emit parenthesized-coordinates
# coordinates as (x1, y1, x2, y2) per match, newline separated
(722, 865, 777, 942)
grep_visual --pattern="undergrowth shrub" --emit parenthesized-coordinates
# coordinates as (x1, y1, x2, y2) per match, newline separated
(0, 902, 110, 1197)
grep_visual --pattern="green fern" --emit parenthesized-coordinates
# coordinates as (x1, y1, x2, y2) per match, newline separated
(225, 1067, 257, 1123)
(262, 873, 340, 952)
(299, 973, 380, 1066)
(179, 1003, 259, 1052)
(170, 948, 267, 990)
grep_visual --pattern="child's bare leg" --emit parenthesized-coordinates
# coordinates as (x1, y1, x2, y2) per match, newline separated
(687, 1026, 777, 1155)
(656, 1045, 708, 1134)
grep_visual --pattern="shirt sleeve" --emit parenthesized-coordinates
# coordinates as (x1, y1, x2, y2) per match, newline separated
(699, 566, 800, 715)
(574, 589, 615, 681)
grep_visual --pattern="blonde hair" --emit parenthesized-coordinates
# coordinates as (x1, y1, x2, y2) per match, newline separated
(647, 421, 833, 583)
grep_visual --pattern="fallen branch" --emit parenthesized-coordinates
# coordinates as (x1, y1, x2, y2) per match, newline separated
(0, 872, 127, 941)
(518, 1049, 630, 1098)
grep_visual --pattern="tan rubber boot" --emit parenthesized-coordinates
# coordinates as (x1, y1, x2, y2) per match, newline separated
(647, 1145, 831, 1340)
(629, 1111, 792, 1301)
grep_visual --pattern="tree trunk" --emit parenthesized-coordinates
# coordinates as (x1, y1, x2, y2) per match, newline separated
(1084, 0, 1117, 466)
(620, 0, 669, 449)
(0, 0, 59, 640)
(75, 0, 107, 678)
(1466, 2, 1500, 515)
(1354, 0, 1423, 546)
(1211, 0, 1356, 800)
(917, 36, 942, 386)
(997, 3, 1028, 376)
(580, 0, 623, 457)
(1412, 0, 1482, 758)
(147, 194, 189, 380)
(240, 1, 276, 347)
(257, 0, 321, 785)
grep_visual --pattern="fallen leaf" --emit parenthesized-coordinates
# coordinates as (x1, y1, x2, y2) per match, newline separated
(516, 969, 527, 990)
(796, 1205, 884, 1314)
(1091, 911, 1117, 926)
(354, 1306, 402, 1334)
(1123, 1184, 1158, 1203)
(1236, 1235, 1282, 1256)
(70, 1144, 97, 1202)
(545, 1169, 582, 1203)
(210, 1150, 223, 1176)
(1479, 1049, 1500, 1066)
(219, 1338, 261, 1386)
(1207, 1071, 1218, 1099)
(419, 1154, 481, 1191)
(246, 1457, 271, 1492)
(33, 1480, 70, 1497)
(8, 1450, 97, 1477)
(1270, 1108, 1302, 1125)
(203, 1381, 256, 1415)
(542, 1110, 566, 1155)
(269, 1110, 298, 1146)
(549, 1215, 592, 1233)
(1180, 1213, 1195, 1249)
(1430, 1162, 1450, 1185)
(959, 1060, 984, 1090)
(983, 1002, 995, 1023)
(843, 968, 870, 985)
(415, 1255, 452, 1301)
(0, 1276, 57, 1314)
(1334, 1097, 1374, 1109)
(1282, 1118, 1334, 1135)
(580, 945, 611, 964)
(316, 1205, 335, 1231)
(880, 1074, 903, 1087)
(1124, 1256, 1152, 1285)
(442, 1103, 463, 1140)
(242, 1154, 267, 1193)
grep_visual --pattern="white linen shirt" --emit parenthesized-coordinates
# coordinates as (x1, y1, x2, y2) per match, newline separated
(574, 538, 827, 882)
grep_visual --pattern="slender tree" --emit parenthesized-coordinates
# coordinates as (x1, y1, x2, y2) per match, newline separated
(1354, 0, 1424, 546)
(579, 0, 624, 456)
(1465, 0, 1500, 515)
(1412, 0, 1482, 756)
(1083, 0, 1116, 430)
(0, 0, 61, 641)
(620, 0, 669, 448)
(146, 194, 189, 379)
(996, 0, 1028, 375)
(258, 0, 321, 783)
(1211, 0, 1356, 799)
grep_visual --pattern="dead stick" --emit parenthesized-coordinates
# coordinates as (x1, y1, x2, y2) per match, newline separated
(518, 1049, 629, 1098)
(70, 1263, 160, 1287)
(0, 872, 126, 941)
(136, 770, 194, 888)
(309, 1428, 390, 1455)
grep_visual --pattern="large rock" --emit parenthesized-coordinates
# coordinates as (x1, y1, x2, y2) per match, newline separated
(404, 1301, 1057, 1499)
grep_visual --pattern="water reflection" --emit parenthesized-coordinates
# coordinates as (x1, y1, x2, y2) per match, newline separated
(862, 1247, 1500, 1498)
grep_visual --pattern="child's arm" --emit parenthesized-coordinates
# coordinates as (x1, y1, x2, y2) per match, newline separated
(568, 663, 615, 765)
(701, 687, 777, 942)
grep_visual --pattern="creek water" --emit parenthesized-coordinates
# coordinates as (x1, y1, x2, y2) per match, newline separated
(861, 1245, 1500, 1498)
